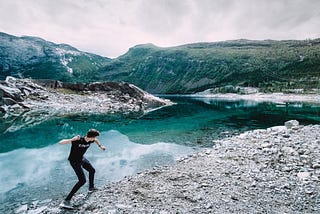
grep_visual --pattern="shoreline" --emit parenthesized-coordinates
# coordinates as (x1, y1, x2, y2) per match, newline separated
(161, 92, 320, 104)
(31, 121, 320, 213)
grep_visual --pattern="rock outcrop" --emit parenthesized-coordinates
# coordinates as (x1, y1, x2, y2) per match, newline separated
(0, 76, 172, 132)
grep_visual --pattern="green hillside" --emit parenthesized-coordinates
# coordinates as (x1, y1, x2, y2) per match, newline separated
(100, 39, 320, 94)
(0, 32, 111, 82)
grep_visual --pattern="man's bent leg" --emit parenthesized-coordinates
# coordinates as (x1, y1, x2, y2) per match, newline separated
(82, 158, 95, 188)
(65, 161, 86, 201)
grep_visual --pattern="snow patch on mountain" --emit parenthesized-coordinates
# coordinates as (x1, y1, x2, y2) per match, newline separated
(54, 48, 82, 74)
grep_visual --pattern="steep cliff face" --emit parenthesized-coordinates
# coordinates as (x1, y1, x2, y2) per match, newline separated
(0, 32, 110, 82)
(100, 40, 320, 94)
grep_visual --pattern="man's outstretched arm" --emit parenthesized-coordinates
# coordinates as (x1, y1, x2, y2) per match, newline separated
(58, 135, 80, 145)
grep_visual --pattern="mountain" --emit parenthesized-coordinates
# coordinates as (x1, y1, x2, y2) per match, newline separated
(100, 39, 320, 94)
(0, 32, 111, 82)
(1, 32, 319, 94)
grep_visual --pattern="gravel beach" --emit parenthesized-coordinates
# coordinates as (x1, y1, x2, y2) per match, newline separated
(25, 121, 320, 214)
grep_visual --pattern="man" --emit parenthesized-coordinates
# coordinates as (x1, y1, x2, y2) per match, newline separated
(58, 129, 106, 209)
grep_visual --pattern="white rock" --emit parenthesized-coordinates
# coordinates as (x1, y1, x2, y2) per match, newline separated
(297, 172, 311, 180)
(116, 204, 133, 209)
(267, 126, 287, 132)
(27, 206, 47, 214)
(281, 146, 297, 155)
(15, 204, 28, 214)
(285, 120, 299, 129)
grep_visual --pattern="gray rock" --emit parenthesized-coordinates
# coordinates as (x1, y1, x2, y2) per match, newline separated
(0, 106, 5, 113)
(0, 83, 22, 101)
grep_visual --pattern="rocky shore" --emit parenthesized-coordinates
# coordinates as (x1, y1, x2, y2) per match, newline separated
(0, 77, 171, 132)
(22, 121, 320, 213)
(192, 89, 320, 104)
(0, 76, 171, 115)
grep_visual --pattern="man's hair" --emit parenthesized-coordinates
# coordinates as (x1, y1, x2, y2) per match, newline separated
(87, 129, 100, 138)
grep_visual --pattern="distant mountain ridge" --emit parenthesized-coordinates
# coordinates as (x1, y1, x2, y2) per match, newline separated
(1, 32, 320, 94)
(0, 32, 111, 82)
(100, 39, 320, 94)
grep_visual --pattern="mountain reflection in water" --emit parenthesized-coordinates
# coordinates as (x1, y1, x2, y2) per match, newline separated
(1, 96, 320, 153)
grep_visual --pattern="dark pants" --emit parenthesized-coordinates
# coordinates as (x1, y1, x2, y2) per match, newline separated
(65, 158, 95, 201)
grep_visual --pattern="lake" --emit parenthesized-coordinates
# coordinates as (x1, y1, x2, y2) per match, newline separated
(0, 96, 319, 212)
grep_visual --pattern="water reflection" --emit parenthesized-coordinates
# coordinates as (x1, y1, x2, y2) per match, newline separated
(0, 130, 195, 212)
(1, 97, 320, 153)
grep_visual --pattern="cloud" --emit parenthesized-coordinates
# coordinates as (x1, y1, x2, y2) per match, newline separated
(0, 0, 319, 58)
(228, 0, 320, 39)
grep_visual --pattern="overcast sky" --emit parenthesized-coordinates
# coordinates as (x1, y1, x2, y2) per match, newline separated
(0, 0, 319, 58)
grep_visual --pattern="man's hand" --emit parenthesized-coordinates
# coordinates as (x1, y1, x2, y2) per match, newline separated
(100, 145, 106, 151)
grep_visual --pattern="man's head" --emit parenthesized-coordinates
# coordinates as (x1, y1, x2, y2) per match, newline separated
(86, 129, 100, 138)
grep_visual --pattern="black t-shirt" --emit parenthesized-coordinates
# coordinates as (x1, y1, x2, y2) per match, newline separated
(68, 137, 94, 162)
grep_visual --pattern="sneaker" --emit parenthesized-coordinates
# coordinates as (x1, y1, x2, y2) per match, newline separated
(88, 187, 100, 193)
(60, 200, 73, 210)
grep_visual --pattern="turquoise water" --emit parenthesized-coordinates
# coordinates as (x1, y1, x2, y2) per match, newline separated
(0, 96, 320, 212)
